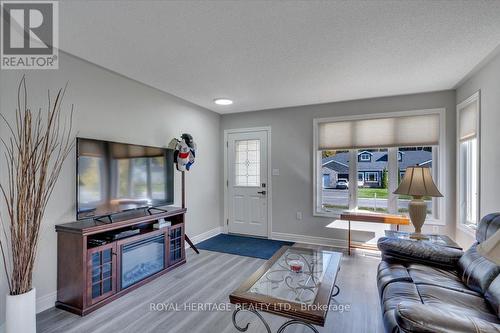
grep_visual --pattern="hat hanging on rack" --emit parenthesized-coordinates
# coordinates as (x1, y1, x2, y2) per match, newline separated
(169, 133, 197, 172)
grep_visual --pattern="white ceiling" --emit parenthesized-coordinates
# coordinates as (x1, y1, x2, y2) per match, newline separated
(59, 0, 500, 114)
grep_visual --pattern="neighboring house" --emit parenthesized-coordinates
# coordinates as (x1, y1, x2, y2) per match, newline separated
(321, 160, 349, 188)
(322, 150, 432, 188)
(321, 167, 338, 188)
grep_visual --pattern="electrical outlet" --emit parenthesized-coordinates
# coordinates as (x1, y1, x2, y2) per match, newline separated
(432, 226, 439, 234)
(296, 212, 303, 220)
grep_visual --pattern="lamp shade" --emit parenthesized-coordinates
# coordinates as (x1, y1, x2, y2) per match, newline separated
(477, 229, 500, 265)
(394, 166, 443, 197)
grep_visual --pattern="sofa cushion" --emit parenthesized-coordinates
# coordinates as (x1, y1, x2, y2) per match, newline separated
(458, 244, 500, 294)
(377, 261, 412, 296)
(407, 263, 481, 296)
(417, 284, 500, 323)
(485, 275, 500, 318)
(477, 213, 500, 243)
(381, 282, 422, 333)
(396, 302, 500, 333)
(382, 310, 402, 333)
(382, 281, 422, 314)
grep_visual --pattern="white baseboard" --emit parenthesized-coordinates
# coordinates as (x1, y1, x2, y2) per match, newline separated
(36, 290, 57, 314)
(185, 226, 222, 248)
(271, 232, 347, 248)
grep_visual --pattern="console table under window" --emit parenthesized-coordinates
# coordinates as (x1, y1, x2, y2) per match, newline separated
(339, 211, 410, 255)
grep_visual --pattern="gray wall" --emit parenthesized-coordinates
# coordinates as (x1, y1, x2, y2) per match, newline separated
(0, 52, 222, 326)
(221, 91, 457, 243)
(456, 50, 500, 248)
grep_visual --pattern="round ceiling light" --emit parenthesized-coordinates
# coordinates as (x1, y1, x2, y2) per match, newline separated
(214, 98, 233, 105)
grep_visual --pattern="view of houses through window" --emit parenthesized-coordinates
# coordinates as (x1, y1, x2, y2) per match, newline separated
(397, 147, 433, 215)
(321, 146, 434, 215)
(321, 150, 350, 211)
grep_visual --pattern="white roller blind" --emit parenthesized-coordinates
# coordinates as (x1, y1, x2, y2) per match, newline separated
(318, 113, 440, 150)
(459, 101, 478, 141)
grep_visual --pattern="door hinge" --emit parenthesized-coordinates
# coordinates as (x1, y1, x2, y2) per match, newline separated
(226, 180, 229, 187)
(226, 141, 228, 148)
(226, 219, 229, 225)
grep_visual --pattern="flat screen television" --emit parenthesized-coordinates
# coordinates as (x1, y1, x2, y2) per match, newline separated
(76, 138, 174, 220)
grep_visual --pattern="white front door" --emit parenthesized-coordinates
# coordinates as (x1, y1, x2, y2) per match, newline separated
(227, 130, 268, 237)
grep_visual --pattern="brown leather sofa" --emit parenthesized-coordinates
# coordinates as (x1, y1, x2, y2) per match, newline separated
(377, 213, 500, 333)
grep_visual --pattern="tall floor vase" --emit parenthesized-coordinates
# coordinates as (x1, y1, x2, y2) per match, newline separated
(6, 288, 36, 333)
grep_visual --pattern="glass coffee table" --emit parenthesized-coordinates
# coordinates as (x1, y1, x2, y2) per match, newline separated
(229, 246, 342, 333)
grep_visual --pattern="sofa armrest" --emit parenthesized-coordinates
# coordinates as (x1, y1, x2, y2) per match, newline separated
(377, 237, 463, 269)
(395, 302, 500, 333)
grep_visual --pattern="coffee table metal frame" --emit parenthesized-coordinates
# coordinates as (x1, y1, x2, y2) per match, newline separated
(229, 246, 342, 333)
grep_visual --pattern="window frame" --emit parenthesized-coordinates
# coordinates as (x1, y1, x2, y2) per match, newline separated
(357, 172, 364, 182)
(359, 153, 371, 161)
(313, 108, 446, 225)
(365, 171, 379, 182)
(456, 91, 481, 233)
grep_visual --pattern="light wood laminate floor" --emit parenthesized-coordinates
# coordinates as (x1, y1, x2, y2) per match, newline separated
(37, 245, 385, 333)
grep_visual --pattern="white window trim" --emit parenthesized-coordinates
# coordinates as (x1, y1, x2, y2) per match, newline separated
(456, 91, 481, 233)
(313, 108, 447, 225)
(366, 171, 379, 182)
(360, 153, 371, 161)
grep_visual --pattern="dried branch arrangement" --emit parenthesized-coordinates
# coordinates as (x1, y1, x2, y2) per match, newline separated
(0, 76, 75, 295)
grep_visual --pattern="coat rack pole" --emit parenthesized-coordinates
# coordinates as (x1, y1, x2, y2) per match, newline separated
(182, 171, 186, 209)
(182, 171, 200, 254)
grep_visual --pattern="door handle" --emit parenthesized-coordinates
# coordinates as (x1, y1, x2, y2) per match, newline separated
(257, 190, 266, 195)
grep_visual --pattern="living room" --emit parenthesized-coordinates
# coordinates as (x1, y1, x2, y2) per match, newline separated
(0, 1, 499, 332)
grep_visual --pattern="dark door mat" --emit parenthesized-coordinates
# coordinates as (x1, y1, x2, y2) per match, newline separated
(196, 234, 294, 259)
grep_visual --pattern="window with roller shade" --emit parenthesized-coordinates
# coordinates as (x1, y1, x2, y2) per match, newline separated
(457, 92, 480, 228)
(314, 110, 444, 221)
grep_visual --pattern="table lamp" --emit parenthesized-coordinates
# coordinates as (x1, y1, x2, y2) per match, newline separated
(477, 229, 500, 264)
(394, 166, 442, 239)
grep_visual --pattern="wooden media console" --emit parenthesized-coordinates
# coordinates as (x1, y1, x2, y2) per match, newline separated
(55, 207, 187, 315)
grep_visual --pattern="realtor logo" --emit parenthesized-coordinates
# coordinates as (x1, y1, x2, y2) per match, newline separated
(1, 1, 59, 69)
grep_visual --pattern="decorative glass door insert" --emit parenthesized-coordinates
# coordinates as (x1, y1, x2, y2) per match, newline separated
(235, 139, 260, 187)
